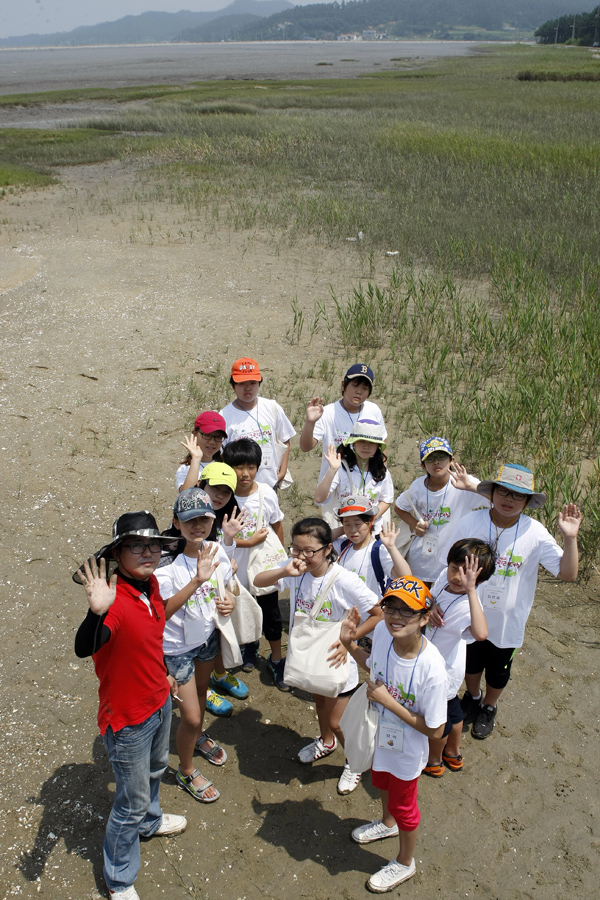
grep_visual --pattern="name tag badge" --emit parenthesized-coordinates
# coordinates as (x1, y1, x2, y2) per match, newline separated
(422, 531, 439, 556)
(261, 446, 273, 469)
(378, 717, 405, 752)
(481, 580, 506, 609)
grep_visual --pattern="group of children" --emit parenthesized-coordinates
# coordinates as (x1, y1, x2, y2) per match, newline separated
(76, 355, 582, 897)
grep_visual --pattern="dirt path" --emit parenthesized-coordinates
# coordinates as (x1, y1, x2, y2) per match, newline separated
(0, 160, 597, 900)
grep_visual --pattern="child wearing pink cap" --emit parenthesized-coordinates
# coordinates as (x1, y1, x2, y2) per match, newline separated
(175, 411, 228, 492)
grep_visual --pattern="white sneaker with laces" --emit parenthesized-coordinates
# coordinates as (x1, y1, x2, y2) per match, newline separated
(337, 762, 362, 795)
(297, 735, 337, 764)
(351, 818, 400, 844)
(109, 886, 140, 900)
(153, 813, 187, 836)
(367, 858, 416, 893)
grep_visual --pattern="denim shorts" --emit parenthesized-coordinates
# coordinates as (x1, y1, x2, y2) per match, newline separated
(164, 629, 220, 684)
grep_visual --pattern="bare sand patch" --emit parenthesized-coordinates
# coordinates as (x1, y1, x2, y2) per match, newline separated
(0, 160, 597, 900)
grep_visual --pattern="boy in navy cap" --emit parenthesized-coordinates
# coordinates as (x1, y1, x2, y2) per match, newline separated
(300, 364, 386, 526)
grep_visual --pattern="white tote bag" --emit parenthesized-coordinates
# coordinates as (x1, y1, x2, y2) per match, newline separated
(229, 575, 263, 645)
(395, 491, 422, 558)
(284, 569, 351, 698)
(270, 400, 293, 490)
(212, 567, 242, 669)
(246, 483, 288, 597)
(339, 680, 379, 773)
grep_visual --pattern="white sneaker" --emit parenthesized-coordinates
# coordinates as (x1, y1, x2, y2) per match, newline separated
(367, 858, 415, 892)
(109, 887, 140, 900)
(153, 813, 187, 836)
(351, 818, 399, 844)
(337, 763, 362, 795)
(297, 735, 337, 764)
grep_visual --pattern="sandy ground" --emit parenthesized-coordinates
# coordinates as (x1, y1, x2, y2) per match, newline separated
(0, 157, 598, 900)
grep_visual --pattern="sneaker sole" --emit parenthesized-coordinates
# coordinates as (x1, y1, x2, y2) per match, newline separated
(366, 866, 415, 892)
(352, 828, 399, 844)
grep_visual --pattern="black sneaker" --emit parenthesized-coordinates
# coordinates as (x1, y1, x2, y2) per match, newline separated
(241, 640, 260, 673)
(267, 654, 290, 692)
(460, 691, 482, 726)
(472, 704, 497, 739)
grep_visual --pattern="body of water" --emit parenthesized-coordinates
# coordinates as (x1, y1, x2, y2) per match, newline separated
(0, 41, 479, 95)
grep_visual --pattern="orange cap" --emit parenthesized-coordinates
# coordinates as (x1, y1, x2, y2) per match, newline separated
(382, 576, 433, 611)
(231, 357, 261, 383)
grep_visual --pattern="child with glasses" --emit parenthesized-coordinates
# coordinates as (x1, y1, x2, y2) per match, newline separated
(176, 411, 228, 493)
(340, 576, 447, 893)
(253, 517, 381, 794)
(452, 463, 581, 740)
(395, 436, 486, 587)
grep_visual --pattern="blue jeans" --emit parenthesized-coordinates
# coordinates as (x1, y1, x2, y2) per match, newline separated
(102, 694, 171, 891)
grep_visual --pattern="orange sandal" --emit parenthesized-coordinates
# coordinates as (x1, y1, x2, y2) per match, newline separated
(422, 761, 445, 778)
(442, 752, 464, 771)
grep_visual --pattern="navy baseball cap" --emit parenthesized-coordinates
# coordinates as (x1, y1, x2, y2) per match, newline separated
(345, 363, 374, 385)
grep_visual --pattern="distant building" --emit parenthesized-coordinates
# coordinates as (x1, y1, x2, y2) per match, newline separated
(362, 29, 378, 40)
(338, 33, 360, 41)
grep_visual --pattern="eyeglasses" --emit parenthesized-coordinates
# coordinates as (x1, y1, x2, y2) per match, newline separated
(121, 540, 163, 555)
(381, 603, 422, 619)
(425, 452, 451, 463)
(200, 433, 225, 443)
(289, 545, 327, 559)
(494, 486, 528, 502)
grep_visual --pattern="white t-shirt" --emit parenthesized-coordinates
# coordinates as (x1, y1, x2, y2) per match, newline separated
(333, 536, 393, 599)
(233, 483, 284, 588)
(312, 399, 387, 483)
(220, 397, 296, 488)
(367, 620, 447, 780)
(426, 572, 483, 699)
(157, 543, 232, 656)
(452, 510, 563, 648)
(396, 475, 488, 581)
(175, 460, 208, 491)
(320, 466, 394, 535)
(277, 562, 379, 692)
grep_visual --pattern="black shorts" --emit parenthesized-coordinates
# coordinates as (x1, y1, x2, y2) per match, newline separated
(442, 694, 464, 737)
(466, 640, 517, 690)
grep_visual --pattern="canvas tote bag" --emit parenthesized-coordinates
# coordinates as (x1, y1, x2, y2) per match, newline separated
(395, 490, 422, 558)
(246, 483, 288, 597)
(212, 566, 242, 669)
(270, 400, 293, 490)
(284, 568, 351, 698)
(229, 575, 263, 645)
(339, 678, 379, 773)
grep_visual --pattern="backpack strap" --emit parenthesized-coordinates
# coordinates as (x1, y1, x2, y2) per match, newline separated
(370, 538, 387, 596)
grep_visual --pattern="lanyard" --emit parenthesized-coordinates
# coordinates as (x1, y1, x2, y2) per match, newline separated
(425, 479, 449, 529)
(339, 399, 362, 434)
(488, 514, 521, 581)
(339, 539, 371, 580)
(296, 565, 330, 612)
(234, 399, 265, 444)
(385, 636, 424, 709)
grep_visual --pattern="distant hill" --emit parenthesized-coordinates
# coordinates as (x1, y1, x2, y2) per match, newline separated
(0, 2, 295, 48)
(228, 0, 572, 41)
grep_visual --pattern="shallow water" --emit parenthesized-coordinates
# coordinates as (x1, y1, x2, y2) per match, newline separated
(0, 40, 478, 95)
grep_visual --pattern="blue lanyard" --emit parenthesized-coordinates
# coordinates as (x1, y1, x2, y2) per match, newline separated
(296, 565, 330, 613)
(385, 635, 424, 709)
(488, 514, 521, 581)
(339, 539, 371, 580)
(425, 479, 449, 529)
(235, 399, 265, 444)
(339, 399, 362, 434)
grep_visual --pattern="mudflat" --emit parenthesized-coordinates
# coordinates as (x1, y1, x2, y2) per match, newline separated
(0, 151, 598, 900)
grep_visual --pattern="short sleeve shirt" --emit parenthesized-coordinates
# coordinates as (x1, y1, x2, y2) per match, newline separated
(232, 483, 284, 587)
(220, 397, 296, 487)
(313, 399, 387, 482)
(333, 537, 393, 599)
(426, 571, 483, 698)
(322, 466, 394, 534)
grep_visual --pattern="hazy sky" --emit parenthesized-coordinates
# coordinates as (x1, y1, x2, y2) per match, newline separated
(0, 1, 319, 39)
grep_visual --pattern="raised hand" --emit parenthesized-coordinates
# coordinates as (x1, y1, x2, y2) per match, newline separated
(339, 605, 361, 648)
(459, 553, 483, 592)
(305, 397, 324, 423)
(557, 503, 582, 539)
(449, 462, 472, 491)
(324, 442, 342, 471)
(284, 556, 307, 578)
(380, 522, 400, 550)
(221, 506, 248, 541)
(180, 433, 202, 459)
(79, 556, 117, 615)
(195, 542, 219, 584)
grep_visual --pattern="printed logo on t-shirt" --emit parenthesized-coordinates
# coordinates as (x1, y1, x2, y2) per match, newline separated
(296, 593, 333, 621)
(235, 509, 260, 540)
(495, 550, 522, 577)
(425, 506, 451, 527)
(232, 423, 273, 447)
(188, 575, 218, 607)
(371, 659, 415, 707)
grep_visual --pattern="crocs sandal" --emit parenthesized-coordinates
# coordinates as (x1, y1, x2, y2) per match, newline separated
(176, 768, 219, 803)
(442, 751, 464, 771)
(195, 732, 228, 766)
(422, 761, 445, 778)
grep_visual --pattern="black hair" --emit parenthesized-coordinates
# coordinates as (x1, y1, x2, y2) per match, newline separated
(230, 376, 263, 389)
(291, 517, 337, 563)
(342, 375, 372, 396)
(222, 438, 262, 469)
(339, 443, 387, 483)
(338, 512, 375, 526)
(490, 485, 530, 509)
(446, 539, 496, 585)
(198, 479, 236, 542)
